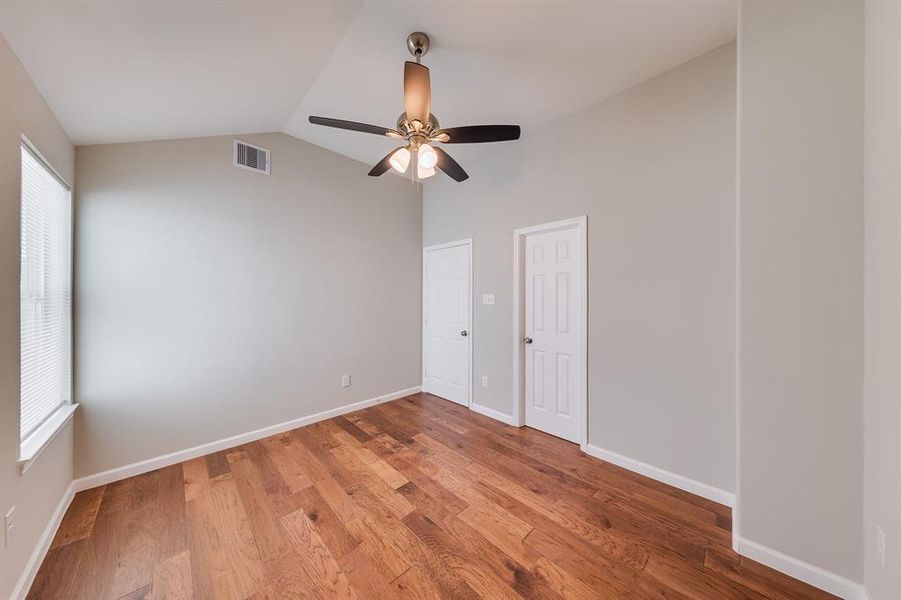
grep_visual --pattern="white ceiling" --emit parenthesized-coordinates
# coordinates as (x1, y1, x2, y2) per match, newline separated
(1, 0, 736, 167)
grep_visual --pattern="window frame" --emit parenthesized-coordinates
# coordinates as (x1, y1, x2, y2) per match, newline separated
(17, 136, 77, 474)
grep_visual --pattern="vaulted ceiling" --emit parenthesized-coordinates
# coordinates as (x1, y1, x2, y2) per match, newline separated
(0, 1, 736, 166)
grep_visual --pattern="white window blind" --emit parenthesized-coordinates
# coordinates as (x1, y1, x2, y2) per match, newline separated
(20, 143, 72, 444)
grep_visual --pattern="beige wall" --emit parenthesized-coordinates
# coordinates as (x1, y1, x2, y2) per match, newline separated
(737, 0, 864, 582)
(424, 43, 737, 493)
(0, 33, 75, 599)
(74, 133, 422, 477)
(864, 1, 901, 598)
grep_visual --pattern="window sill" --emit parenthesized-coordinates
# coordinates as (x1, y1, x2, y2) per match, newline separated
(18, 403, 78, 475)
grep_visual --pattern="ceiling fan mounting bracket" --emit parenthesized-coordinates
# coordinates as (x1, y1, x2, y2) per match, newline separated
(406, 32, 430, 62)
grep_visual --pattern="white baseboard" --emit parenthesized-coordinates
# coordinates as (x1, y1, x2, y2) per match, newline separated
(469, 402, 519, 427)
(733, 535, 868, 600)
(10, 483, 76, 600)
(72, 386, 421, 492)
(580, 443, 735, 508)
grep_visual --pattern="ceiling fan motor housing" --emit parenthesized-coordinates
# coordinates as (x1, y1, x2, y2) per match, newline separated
(396, 112, 440, 142)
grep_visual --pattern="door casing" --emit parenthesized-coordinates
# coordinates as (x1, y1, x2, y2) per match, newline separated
(512, 217, 588, 446)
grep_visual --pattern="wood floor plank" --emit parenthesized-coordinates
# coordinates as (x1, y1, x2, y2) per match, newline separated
(258, 434, 314, 493)
(186, 473, 267, 600)
(280, 508, 358, 599)
(97, 478, 134, 517)
(402, 510, 527, 600)
(26, 538, 87, 600)
(242, 440, 305, 517)
(116, 584, 151, 600)
(331, 415, 373, 443)
(50, 486, 105, 549)
(204, 450, 231, 479)
(337, 545, 398, 598)
(438, 512, 564, 600)
(532, 555, 600, 600)
(389, 565, 445, 599)
(153, 550, 193, 600)
(344, 509, 413, 579)
(65, 499, 127, 600)
(156, 463, 189, 562)
(68, 486, 157, 600)
(228, 448, 326, 598)
(294, 485, 360, 560)
(283, 432, 360, 522)
(32, 392, 840, 600)
(182, 457, 211, 503)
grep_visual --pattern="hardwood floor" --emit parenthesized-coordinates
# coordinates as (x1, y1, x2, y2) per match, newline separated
(29, 393, 835, 599)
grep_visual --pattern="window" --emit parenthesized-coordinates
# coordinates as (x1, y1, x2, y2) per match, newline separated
(19, 141, 73, 464)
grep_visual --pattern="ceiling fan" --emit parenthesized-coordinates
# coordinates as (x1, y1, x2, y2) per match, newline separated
(308, 32, 521, 183)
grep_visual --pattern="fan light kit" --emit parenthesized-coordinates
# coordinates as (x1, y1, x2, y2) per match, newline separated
(309, 32, 521, 183)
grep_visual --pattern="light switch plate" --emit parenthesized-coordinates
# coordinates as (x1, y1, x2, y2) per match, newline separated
(341, 374, 351, 388)
(482, 294, 495, 305)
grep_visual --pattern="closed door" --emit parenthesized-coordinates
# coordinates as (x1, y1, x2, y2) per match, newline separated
(524, 227, 582, 442)
(423, 242, 471, 406)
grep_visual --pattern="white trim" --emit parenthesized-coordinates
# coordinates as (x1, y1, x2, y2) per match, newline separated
(469, 403, 518, 427)
(20, 134, 72, 189)
(733, 536, 869, 600)
(512, 216, 588, 445)
(581, 443, 735, 508)
(733, 0, 744, 554)
(422, 238, 473, 408)
(72, 386, 420, 492)
(18, 404, 78, 474)
(10, 483, 76, 600)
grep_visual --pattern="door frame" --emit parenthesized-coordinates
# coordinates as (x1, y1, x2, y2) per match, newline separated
(512, 216, 588, 446)
(422, 238, 473, 408)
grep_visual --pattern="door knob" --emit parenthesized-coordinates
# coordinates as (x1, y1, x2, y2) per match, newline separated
(524, 336, 533, 344)
(460, 330, 468, 337)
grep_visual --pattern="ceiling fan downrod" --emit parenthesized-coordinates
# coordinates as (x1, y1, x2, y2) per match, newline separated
(406, 32, 430, 64)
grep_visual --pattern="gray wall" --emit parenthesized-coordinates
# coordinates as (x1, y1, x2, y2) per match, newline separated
(864, 1, 901, 597)
(74, 133, 422, 477)
(0, 33, 75, 599)
(424, 44, 737, 493)
(737, 0, 863, 581)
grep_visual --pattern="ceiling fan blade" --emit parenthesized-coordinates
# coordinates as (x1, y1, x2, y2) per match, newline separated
(433, 147, 469, 182)
(404, 61, 431, 124)
(368, 150, 397, 177)
(309, 116, 401, 137)
(440, 125, 521, 144)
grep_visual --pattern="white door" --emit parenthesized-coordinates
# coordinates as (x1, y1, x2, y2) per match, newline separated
(423, 242, 471, 406)
(524, 227, 582, 442)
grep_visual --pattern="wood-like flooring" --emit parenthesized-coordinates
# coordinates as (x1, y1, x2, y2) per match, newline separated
(28, 393, 836, 599)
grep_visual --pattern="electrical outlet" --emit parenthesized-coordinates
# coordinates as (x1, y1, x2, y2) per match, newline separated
(482, 293, 495, 305)
(481, 375, 489, 388)
(877, 525, 886, 569)
(341, 374, 351, 388)
(4, 506, 14, 547)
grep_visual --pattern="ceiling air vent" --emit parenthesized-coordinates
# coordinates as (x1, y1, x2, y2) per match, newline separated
(233, 139, 270, 174)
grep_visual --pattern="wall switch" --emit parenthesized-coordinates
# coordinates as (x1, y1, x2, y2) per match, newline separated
(4, 507, 14, 547)
(481, 375, 489, 388)
(877, 525, 886, 569)
(482, 294, 495, 305)
(341, 374, 351, 388)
